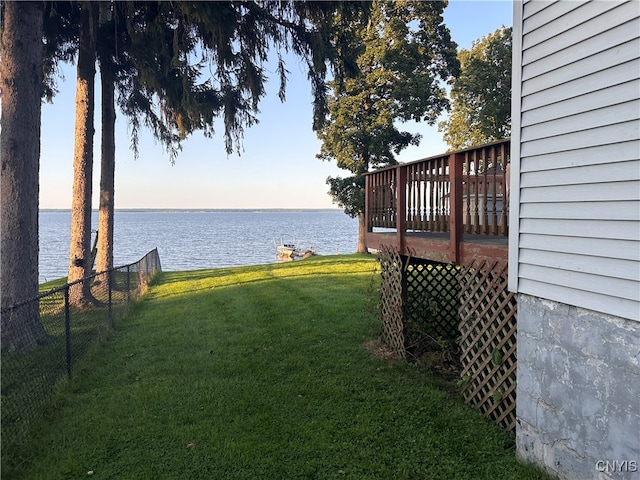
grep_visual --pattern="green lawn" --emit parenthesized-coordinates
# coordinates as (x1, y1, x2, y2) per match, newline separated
(3, 255, 549, 480)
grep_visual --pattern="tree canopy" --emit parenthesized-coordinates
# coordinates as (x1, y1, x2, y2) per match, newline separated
(0, 1, 370, 344)
(92, 1, 360, 272)
(315, 0, 459, 251)
(39, 1, 366, 160)
(439, 26, 512, 151)
(107, 1, 366, 158)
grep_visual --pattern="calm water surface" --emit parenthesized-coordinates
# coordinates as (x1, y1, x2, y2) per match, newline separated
(39, 210, 359, 283)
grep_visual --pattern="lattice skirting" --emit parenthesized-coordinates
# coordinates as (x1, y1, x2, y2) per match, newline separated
(459, 259, 517, 431)
(377, 248, 518, 432)
(377, 245, 406, 359)
(404, 258, 460, 351)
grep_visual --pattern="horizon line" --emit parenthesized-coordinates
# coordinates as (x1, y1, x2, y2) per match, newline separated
(39, 207, 343, 212)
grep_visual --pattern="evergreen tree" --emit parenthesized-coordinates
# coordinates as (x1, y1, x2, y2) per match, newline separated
(96, 2, 116, 275)
(0, 1, 48, 350)
(1, 1, 368, 319)
(92, 1, 361, 271)
(92, 1, 367, 272)
(316, 0, 459, 252)
(68, 2, 99, 305)
(439, 26, 512, 150)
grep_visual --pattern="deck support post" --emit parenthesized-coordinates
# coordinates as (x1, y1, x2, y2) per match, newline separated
(449, 153, 464, 264)
(395, 165, 407, 253)
(364, 174, 372, 235)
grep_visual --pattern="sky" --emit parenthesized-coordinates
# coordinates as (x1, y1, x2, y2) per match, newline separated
(39, 0, 513, 210)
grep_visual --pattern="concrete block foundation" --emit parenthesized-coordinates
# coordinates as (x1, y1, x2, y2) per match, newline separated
(516, 294, 640, 480)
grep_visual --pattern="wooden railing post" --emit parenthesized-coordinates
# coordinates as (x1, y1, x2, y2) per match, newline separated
(364, 174, 372, 233)
(449, 153, 463, 264)
(396, 165, 407, 253)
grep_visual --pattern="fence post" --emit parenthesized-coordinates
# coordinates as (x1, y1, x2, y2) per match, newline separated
(126, 265, 131, 304)
(154, 247, 161, 272)
(108, 269, 113, 327)
(64, 284, 72, 379)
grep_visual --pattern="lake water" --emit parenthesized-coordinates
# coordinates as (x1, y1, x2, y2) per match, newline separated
(39, 209, 359, 283)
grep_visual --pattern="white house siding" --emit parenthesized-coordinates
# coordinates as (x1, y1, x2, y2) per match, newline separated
(509, 0, 640, 322)
(511, 2, 640, 479)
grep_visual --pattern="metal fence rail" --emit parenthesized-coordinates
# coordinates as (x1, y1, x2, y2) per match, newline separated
(0, 249, 161, 452)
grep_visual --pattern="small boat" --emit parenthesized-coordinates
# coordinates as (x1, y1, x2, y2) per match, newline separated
(275, 239, 316, 260)
(276, 242, 297, 258)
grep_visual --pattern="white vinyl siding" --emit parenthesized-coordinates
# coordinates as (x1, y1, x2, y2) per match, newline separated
(509, 0, 640, 322)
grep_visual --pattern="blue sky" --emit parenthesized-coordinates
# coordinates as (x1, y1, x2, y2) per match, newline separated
(39, 0, 513, 209)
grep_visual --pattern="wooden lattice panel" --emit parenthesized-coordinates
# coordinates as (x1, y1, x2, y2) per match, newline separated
(404, 259, 460, 347)
(458, 259, 517, 431)
(377, 245, 406, 359)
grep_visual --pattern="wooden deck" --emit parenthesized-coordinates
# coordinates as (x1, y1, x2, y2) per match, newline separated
(366, 231, 508, 264)
(365, 139, 510, 265)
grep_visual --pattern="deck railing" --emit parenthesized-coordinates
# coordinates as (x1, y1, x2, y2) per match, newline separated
(365, 139, 510, 262)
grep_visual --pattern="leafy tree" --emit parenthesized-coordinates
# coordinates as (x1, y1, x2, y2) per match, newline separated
(439, 26, 512, 150)
(316, 0, 459, 252)
(0, 1, 48, 350)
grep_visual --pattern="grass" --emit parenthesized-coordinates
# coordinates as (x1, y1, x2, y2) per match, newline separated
(3, 255, 549, 479)
(39, 277, 68, 292)
(2, 285, 121, 449)
(2, 273, 142, 451)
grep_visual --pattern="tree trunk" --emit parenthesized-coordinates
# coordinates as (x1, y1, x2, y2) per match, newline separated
(68, 2, 98, 306)
(0, 1, 47, 352)
(96, 49, 116, 274)
(357, 211, 368, 254)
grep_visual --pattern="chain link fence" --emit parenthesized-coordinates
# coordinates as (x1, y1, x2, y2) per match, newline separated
(1, 249, 161, 452)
